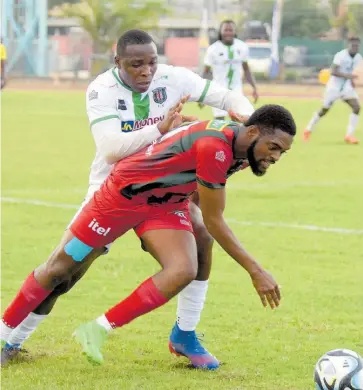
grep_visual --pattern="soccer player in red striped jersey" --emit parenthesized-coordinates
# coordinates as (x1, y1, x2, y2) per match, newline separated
(1, 103, 296, 367)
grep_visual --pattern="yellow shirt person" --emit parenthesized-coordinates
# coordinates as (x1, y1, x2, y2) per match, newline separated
(0, 42, 7, 88)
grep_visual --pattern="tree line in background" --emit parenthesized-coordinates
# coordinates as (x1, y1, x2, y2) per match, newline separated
(49, 0, 363, 57)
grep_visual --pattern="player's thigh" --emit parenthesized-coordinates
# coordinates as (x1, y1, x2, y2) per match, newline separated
(45, 196, 142, 282)
(343, 97, 360, 111)
(135, 205, 198, 275)
(212, 106, 228, 118)
(323, 88, 339, 109)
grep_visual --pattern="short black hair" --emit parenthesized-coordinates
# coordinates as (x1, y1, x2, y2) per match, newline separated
(218, 20, 237, 41)
(117, 29, 154, 56)
(348, 36, 360, 43)
(245, 104, 296, 136)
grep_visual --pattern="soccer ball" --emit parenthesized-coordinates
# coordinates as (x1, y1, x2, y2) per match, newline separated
(314, 349, 363, 390)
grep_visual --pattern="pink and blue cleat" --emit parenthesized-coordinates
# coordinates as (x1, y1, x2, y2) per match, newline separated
(168, 323, 220, 370)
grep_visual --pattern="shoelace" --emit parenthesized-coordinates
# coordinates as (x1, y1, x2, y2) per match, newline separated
(186, 332, 209, 353)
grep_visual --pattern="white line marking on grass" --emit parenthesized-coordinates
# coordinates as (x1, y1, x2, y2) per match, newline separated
(2, 197, 363, 236)
(1, 197, 79, 210)
(227, 180, 363, 190)
(226, 219, 363, 235)
(3, 181, 362, 196)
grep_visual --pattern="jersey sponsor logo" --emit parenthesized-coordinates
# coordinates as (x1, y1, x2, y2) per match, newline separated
(215, 150, 226, 162)
(152, 87, 167, 104)
(121, 121, 134, 132)
(88, 90, 98, 101)
(121, 115, 164, 133)
(88, 218, 111, 236)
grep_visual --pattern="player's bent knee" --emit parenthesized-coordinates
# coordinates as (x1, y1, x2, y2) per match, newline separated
(195, 225, 214, 248)
(172, 263, 198, 287)
(43, 240, 94, 289)
(353, 106, 360, 115)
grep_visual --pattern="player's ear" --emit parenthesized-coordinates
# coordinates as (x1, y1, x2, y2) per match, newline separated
(246, 125, 260, 139)
(114, 56, 121, 68)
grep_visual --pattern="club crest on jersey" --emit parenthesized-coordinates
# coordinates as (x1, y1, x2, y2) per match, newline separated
(152, 87, 167, 104)
(88, 90, 98, 101)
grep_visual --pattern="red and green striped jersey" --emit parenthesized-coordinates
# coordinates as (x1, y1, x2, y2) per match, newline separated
(104, 120, 249, 205)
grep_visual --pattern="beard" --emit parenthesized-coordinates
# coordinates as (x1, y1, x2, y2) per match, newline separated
(247, 140, 266, 177)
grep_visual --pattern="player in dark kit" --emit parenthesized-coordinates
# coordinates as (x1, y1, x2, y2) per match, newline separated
(0, 103, 296, 368)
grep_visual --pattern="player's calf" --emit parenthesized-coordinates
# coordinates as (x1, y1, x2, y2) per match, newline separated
(304, 107, 330, 140)
(0, 233, 97, 345)
(345, 99, 360, 144)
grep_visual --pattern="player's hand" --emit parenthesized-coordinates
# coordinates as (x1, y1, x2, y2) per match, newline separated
(157, 95, 190, 135)
(171, 114, 198, 128)
(351, 74, 358, 80)
(228, 110, 250, 124)
(252, 88, 259, 104)
(250, 268, 281, 309)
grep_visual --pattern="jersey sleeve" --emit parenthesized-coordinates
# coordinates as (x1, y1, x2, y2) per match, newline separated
(86, 82, 120, 128)
(204, 46, 214, 67)
(241, 42, 249, 63)
(332, 52, 344, 67)
(195, 137, 233, 189)
(173, 66, 212, 103)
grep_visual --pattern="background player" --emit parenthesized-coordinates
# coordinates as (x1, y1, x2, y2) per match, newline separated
(201, 20, 258, 120)
(304, 37, 362, 144)
(1, 104, 296, 368)
(1, 29, 254, 370)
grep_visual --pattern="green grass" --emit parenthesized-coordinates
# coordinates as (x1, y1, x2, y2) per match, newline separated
(1, 90, 363, 390)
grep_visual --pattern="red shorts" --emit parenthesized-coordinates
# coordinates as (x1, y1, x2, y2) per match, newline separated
(69, 191, 193, 249)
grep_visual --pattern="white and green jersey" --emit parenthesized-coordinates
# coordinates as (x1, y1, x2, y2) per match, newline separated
(86, 64, 254, 194)
(204, 39, 249, 90)
(327, 49, 362, 91)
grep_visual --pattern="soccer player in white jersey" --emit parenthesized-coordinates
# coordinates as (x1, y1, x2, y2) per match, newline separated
(304, 37, 362, 144)
(201, 20, 259, 119)
(1, 30, 255, 369)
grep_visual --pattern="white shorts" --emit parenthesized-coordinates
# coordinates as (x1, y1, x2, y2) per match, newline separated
(323, 85, 359, 108)
(67, 184, 113, 253)
(212, 88, 245, 118)
(212, 107, 228, 118)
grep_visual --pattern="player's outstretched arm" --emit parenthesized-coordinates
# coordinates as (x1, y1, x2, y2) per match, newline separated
(197, 183, 281, 309)
(173, 67, 255, 116)
(331, 64, 358, 80)
(89, 83, 189, 165)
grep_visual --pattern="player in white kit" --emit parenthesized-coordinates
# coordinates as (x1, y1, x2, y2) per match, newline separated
(1, 29, 254, 369)
(201, 20, 259, 119)
(304, 37, 362, 144)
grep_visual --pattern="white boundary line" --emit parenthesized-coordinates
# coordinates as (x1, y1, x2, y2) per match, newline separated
(2, 180, 362, 195)
(2, 196, 363, 236)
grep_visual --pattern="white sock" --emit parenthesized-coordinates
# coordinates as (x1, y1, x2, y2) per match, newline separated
(176, 280, 208, 331)
(306, 112, 321, 132)
(347, 113, 359, 136)
(7, 313, 47, 346)
(0, 320, 15, 343)
(96, 314, 113, 332)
